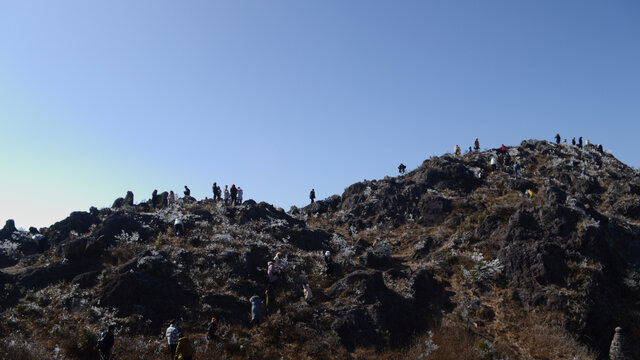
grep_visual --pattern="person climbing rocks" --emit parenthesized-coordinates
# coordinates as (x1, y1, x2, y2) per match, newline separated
(174, 219, 184, 236)
(267, 261, 278, 283)
(230, 184, 238, 206)
(265, 286, 276, 315)
(184, 186, 191, 197)
(310, 189, 316, 204)
(250, 294, 263, 325)
(303, 284, 313, 303)
(97, 324, 116, 360)
(324, 250, 334, 275)
(526, 189, 534, 198)
(175, 332, 194, 360)
(513, 163, 520, 180)
(489, 155, 498, 170)
(572, 137, 576, 146)
(165, 322, 179, 359)
(578, 136, 583, 149)
(500, 144, 505, 153)
(223, 185, 230, 205)
(168, 191, 176, 206)
(237, 187, 243, 205)
(555, 133, 561, 144)
(398, 163, 406, 175)
(454, 145, 461, 156)
(598, 144, 604, 153)
(273, 252, 288, 274)
(207, 317, 217, 341)
(474, 138, 480, 152)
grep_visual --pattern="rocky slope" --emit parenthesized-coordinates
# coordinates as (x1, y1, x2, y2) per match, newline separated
(0, 139, 639, 359)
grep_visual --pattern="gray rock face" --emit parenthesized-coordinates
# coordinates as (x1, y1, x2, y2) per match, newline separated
(610, 327, 631, 360)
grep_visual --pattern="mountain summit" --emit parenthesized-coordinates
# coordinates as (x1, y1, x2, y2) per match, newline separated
(1, 139, 638, 359)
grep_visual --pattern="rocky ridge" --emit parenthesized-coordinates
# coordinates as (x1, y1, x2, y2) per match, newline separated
(0, 139, 639, 359)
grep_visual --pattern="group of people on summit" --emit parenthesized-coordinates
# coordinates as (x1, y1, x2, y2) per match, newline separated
(211, 182, 244, 206)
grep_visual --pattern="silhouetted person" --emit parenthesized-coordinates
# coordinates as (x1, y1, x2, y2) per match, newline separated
(572, 137, 576, 146)
(398, 163, 406, 175)
(598, 144, 604, 153)
(310, 189, 316, 204)
(474, 138, 480, 151)
(184, 185, 191, 197)
(207, 317, 217, 341)
(555, 133, 561, 144)
(97, 324, 116, 360)
(212, 182, 220, 200)
(578, 136, 583, 149)
(230, 184, 237, 206)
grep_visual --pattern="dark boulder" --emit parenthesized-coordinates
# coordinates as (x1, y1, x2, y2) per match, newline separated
(97, 271, 193, 322)
(72, 270, 100, 289)
(124, 191, 134, 206)
(0, 219, 17, 241)
(112, 197, 125, 208)
(46, 211, 100, 246)
(15, 260, 101, 291)
(417, 196, 452, 226)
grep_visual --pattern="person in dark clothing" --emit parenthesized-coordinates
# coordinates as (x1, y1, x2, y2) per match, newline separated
(324, 250, 334, 275)
(207, 317, 217, 341)
(230, 185, 237, 206)
(309, 189, 316, 204)
(598, 144, 604, 153)
(555, 133, 561, 144)
(97, 324, 116, 360)
(572, 137, 576, 146)
(474, 138, 480, 151)
(398, 163, 406, 175)
(184, 186, 191, 197)
(212, 182, 220, 201)
(578, 136, 583, 149)
(174, 219, 184, 236)
(513, 163, 520, 180)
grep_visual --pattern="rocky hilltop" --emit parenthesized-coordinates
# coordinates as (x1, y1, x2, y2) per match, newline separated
(1, 139, 639, 359)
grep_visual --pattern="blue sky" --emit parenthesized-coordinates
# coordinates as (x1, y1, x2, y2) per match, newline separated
(1, 1, 639, 228)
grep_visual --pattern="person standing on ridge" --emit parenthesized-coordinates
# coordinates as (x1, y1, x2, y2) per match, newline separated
(500, 144, 505, 153)
(230, 184, 238, 206)
(578, 136, 583, 149)
(474, 138, 480, 152)
(184, 185, 191, 197)
(398, 163, 406, 175)
(454, 145, 461, 156)
(555, 133, 561, 144)
(97, 324, 116, 360)
(572, 137, 576, 146)
(168, 191, 176, 206)
(237, 187, 243, 205)
(165, 323, 179, 359)
(212, 182, 219, 201)
(310, 189, 316, 204)
(223, 185, 230, 205)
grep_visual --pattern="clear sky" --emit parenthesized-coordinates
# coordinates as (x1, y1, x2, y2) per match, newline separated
(1, 1, 639, 229)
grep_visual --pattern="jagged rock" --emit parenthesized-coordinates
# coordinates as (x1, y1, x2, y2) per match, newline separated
(45, 211, 100, 246)
(124, 191, 134, 206)
(97, 271, 192, 323)
(609, 327, 631, 360)
(0, 219, 17, 241)
(72, 270, 100, 289)
(15, 260, 101, 291)
(112, 197, 125, 208)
